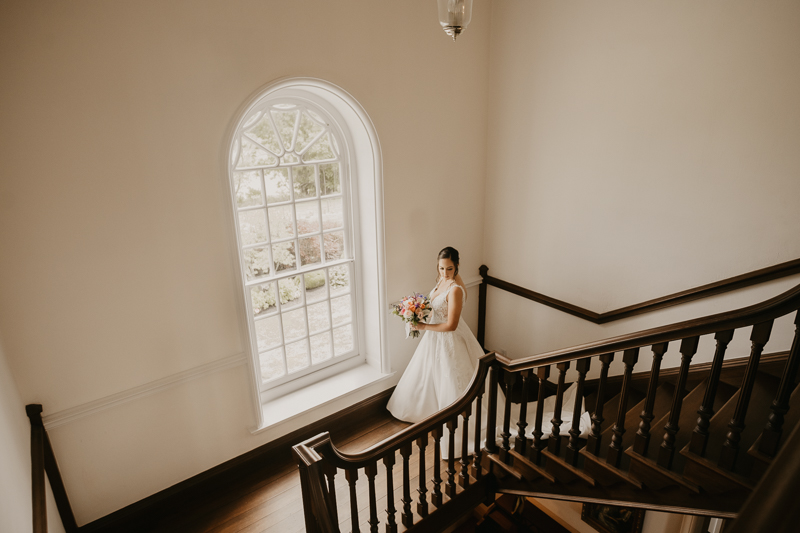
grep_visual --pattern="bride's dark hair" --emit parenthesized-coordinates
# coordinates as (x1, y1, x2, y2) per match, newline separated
(436, 246, 460, 281)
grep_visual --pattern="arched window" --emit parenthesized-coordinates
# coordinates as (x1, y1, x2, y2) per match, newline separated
(226, 79, 388, 419)
(231, 97, 357, 389)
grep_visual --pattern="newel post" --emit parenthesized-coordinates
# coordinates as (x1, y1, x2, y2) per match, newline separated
(478, 265, 488, 349)
(25, 404, 46, 533)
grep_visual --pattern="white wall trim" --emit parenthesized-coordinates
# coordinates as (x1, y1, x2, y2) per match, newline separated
(463, 275, 482, 288)
(42, 353, 247, 430)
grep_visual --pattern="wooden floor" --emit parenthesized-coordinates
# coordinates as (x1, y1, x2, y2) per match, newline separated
(143, 410, 413, 533)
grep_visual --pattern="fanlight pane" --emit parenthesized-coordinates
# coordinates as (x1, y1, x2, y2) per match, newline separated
(310, 332, 333, 364)
(271, 109, 299, 151)
(303, 133, 336, 162)
(243, 247, 270, 281)
(238, 137, 277, 168)
(320, 164, 340, 195)
(264, 168, 291, 204)
(280, 153, 300, 166)
(295, 112, 325, 153)
(234, 171, 263, 208)
(260, 347, 285, 382)
(293, 166, 316, 199)
(246, 115, 282, 155)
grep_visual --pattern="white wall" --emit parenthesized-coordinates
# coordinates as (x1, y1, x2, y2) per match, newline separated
(0, 0, 490, 525)
(483, 0, 800, 364)
(0, 337, 33, 533)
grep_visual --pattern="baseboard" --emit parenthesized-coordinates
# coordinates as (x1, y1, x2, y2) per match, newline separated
(79, 386, 395, 532)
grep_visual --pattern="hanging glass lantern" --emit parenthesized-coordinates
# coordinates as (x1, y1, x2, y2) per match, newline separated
(437, 0, 473, 41)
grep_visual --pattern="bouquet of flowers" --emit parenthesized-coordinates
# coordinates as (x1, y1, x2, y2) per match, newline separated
(392, 293, 431, 338)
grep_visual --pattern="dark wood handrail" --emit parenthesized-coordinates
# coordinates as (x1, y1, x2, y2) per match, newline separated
(496, 280, 800, 371)
(478, 257, 800, 327)
(293, 353, 497, 470)
(300, 280, 800, 468)
(295, 268, 800, 530)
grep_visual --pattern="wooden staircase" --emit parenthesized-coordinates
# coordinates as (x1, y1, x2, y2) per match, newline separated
(294, 279, 800, 533)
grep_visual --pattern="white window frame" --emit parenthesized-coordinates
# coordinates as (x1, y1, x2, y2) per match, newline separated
(230, 97, 361, 391)
(222, 78, 390, 429)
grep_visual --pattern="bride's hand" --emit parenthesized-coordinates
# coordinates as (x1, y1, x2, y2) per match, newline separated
(411, 323, 425, 331)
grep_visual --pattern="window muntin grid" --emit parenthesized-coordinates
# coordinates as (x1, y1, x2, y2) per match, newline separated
(230, 100, 358, 389)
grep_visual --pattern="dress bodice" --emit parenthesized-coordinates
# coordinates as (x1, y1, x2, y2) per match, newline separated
(428, 281, 466, 325)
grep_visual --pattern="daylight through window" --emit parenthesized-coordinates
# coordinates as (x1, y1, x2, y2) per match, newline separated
(230, 100, 358, 389)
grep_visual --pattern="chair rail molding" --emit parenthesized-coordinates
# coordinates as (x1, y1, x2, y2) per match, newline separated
(42, 353, 247, 430)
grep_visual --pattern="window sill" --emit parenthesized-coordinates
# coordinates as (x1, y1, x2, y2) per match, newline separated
(250, 363, 395, 434)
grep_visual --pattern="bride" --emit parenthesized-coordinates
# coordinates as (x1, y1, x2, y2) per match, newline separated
(387, 247, 482, 424)
(387, 247, 592, 456)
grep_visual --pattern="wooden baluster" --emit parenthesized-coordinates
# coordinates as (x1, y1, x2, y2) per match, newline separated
(530, 366, 551, 465)
(500, 370, 514, 462)
(720, 321, 774, 470)
(432, 425, 443, 507)
(324, 464, 339, 526)
(346, 469, 360, 533)
(473, 377, 485, 479)
(383, 452, 398, 533)
(566, 358, 591, 465)
(416, 436, 428, 518)
(634, 343, 669, 456)
(400, 443, 413, 528)
(366, 463, 379, 533)
(459, 404, 472, 487)
(657, 336, 700, 469)
(478, 265, 488, 349)
(690, 331, 734, 456)
(586, 354, 614, 455)
(548, 362, 571, 456)
(446, 418, 458, 497)
(759, 312, 800, 457)
(485, 364, 499, 454)
(607, 348, 639, 467)
(514, 370, 531, 455)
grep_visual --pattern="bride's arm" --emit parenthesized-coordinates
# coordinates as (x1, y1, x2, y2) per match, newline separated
(414, 286, 462, 333)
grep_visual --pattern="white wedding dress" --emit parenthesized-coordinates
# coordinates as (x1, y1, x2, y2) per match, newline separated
(388, 281, 481, 424)
(387, 280, 593, 457)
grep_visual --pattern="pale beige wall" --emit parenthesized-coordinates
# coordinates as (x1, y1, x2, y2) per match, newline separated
(0, 337, 33, 532)
(483, 0, 800, 363)
(0, 0, 490, 524)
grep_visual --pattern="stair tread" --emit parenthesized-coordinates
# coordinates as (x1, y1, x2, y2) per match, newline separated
(748, 373, 800, 462)
(644, 378, 737, 473)
(682, 371, 781, 483)
(589, 383, 675, 473)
